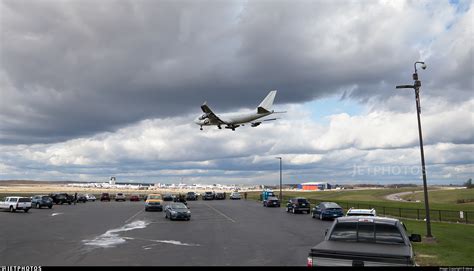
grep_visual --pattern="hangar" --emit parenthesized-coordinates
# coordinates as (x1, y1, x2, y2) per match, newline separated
(297, 182, 331, 191)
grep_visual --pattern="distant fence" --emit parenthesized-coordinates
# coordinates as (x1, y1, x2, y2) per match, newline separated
(275, 195, 472, 224)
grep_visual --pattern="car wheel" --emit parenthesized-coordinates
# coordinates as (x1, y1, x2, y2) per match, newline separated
(319, 213, 323, 220)
(286, 207, 289, 212)
(24, 209, 29, 213)
(68, 202, 71, 205)
(36, 203, 40, 209)
(311, 212, 315, 218)
(48, 206, 52, 209)
(9, 206, 14, 212)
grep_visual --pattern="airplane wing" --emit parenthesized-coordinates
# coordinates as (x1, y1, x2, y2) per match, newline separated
(201, 102, 226, 124)
(251, 118, 278, 127)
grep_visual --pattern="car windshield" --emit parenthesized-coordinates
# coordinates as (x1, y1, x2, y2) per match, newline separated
(329, 222, 404, 244)
(149, 195, 162, 200)
(297, 199, 308, 203)
(347, 212, 374, 216)
(41, 196, 51, 200)
(268, 197, 278, 200)
(324, 203, 341, 208)
(171, 204, 187, 209)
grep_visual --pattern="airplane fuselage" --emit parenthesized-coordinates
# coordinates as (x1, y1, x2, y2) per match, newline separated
(194, 110, 273, 126)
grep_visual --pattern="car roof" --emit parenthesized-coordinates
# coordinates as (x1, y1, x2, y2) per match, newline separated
(336, 216, 399, 225)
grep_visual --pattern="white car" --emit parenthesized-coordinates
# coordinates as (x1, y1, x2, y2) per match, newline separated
(85, 194, 96, 202)
(230, 192, 241, 200)
(346, 208, 377, 217)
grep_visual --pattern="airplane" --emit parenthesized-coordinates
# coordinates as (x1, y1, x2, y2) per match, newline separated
(194, 90, 283, 131)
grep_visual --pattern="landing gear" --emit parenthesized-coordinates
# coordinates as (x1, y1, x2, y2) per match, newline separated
(218, 125, 222, 129)
(200, 126, 203, 131)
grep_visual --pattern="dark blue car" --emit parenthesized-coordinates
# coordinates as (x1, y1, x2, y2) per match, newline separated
(311, 202, 344, 220)
(31, 195, 53, 209)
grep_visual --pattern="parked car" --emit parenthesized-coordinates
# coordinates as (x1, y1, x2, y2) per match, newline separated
(0, 196, 32, 212)
(312, 202, 344, 220)
(31, 195, 53, 209)
(50, 193, 73, 205)
(286, 197, 310, 214)
(186, 192, 198, 201)
(115, 193, 126, 202)
(229, 192, 241, 200)
(346, 208, 377, 217)
(164, 202, 191, 221)
(263, 196, 280, 207)
(129, 194, 140, 201)
(203, 191, 215, 200)
(76, 194, 88, 203)
(215, 192, 226, 200)
(100, 193, 111, 202)
(145, 194, 163, 212)
(163, 194, 174, 201)
(307, 216, 421, 266)
(85, 194, 96, 201)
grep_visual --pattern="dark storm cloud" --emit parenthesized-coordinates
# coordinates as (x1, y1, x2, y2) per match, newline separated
(1, 0, 472, 144)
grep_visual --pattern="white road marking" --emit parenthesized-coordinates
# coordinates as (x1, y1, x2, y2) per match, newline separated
(134, 237, 200, 247)
(51, 213, 63, 216)
(83, 220, 149, 248)
(124, 209, 144, 223)
(203, 202, 236, 223)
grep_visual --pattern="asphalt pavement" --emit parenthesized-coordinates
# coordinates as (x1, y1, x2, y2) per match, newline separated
(0, 199, 333, 266)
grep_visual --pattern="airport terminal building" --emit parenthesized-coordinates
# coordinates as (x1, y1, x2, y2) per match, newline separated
(297, 182, 331, 191)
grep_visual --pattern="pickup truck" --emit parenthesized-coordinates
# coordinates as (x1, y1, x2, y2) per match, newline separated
(307, 216, 422, 267)
(0, 196, 32, 212)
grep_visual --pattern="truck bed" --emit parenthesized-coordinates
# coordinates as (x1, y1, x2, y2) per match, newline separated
(310, 240, 413, 266)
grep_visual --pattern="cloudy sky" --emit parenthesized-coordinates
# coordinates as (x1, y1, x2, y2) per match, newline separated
(0, 0, 472, 185)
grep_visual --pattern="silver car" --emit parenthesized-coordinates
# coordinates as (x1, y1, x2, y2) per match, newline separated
(115, 193, 126, 201)
(230, 192, 241, 200)
(84, 194, 96, 202)
(164, 202, 191, 221)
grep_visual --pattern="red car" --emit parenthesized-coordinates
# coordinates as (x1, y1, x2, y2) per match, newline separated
(130, 194, 140, 201)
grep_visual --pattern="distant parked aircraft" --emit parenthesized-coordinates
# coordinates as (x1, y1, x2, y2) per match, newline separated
(194, 90, 283, 131)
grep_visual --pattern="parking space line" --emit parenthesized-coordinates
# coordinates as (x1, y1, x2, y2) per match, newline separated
(125, 209, 144, 223)
(203, 202, 236, 223)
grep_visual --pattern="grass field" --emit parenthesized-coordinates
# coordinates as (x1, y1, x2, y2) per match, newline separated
(403, 220, 474, 266)
(402, 188, 474, 205)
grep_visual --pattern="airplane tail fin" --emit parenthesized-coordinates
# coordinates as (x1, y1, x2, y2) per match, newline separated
(257, 90, 277, 114)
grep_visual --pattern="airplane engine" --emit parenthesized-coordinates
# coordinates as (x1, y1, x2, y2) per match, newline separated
(251, 122, 261, 127)
(203, 119, 210, 125)
(199, 113, 209, 120)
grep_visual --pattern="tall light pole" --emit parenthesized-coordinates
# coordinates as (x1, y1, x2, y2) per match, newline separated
(396, 61, 433, 238)
(276, 157, 282, 201)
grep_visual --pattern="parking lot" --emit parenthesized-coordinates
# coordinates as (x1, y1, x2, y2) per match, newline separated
(0, 199, 333, 266)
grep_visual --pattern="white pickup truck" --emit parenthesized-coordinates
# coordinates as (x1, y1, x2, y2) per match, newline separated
(0, 196, 32, 212)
